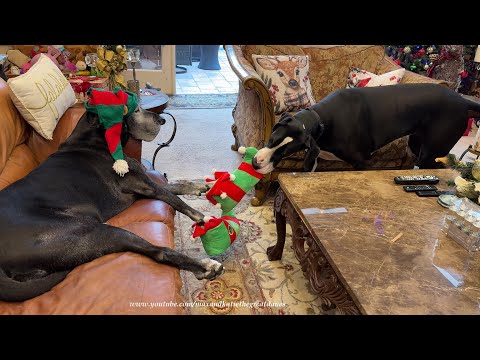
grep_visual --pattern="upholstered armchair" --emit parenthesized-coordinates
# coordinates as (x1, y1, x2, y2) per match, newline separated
(225, 45, 448, 206)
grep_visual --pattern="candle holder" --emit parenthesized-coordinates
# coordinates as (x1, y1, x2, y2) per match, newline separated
(127, 47, 141, 97)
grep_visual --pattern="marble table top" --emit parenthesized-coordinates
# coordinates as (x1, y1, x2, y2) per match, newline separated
(279, 169, 480, 315)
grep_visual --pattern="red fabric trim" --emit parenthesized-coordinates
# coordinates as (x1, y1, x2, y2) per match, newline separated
(89, 89, 128, 106)
(222, 216, 240, 225)
(222, 217, 239, 243)
(238, 162, 263, 179)
(191, 217, 224, 238)
(205, 172, 231, 204)
(207, 174, 246, 203)
(105, 123, 123, 154)
(219, 181, 245, 202)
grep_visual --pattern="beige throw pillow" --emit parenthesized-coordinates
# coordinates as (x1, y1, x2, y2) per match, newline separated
(252, 54, 316, 114)
(7, 54, 76, 140)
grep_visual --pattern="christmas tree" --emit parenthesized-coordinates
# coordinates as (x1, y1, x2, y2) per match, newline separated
(385, 45, 441, 75)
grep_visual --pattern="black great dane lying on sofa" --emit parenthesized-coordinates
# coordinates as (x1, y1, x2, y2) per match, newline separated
(253, 83, 480, 173)
(0, 105, 222, 302)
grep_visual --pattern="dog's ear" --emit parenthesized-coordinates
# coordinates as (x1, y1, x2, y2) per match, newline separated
(303, 135, 320, 172)
(272, 113, 293, 132)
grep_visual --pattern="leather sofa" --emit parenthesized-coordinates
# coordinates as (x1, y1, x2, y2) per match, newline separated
(225, 45, 449, 205)
(0, 78, 184, 314)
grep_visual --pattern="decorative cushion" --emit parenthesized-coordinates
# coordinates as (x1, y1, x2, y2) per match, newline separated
(252, 54, 316, 114)
(346, 67, 405, 89)
(7, 54, 76, 140)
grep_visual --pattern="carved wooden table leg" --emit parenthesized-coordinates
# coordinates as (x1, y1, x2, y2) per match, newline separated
(267, 188, 288, 260)
(270, 188, 362, 315)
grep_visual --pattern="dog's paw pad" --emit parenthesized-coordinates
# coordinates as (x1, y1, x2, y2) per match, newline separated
(195, 259, 224, 280)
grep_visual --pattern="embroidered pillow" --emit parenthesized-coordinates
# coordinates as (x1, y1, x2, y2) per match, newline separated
(346, 67, 405, 88)
(7, 54, 76, 140)
(252, 54, 316, 114)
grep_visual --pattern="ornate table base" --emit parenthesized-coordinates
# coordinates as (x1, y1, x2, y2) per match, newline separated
(268, 188, 362, 315)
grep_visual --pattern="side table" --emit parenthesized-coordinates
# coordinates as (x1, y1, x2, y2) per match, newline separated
(139, 88, 177, 176)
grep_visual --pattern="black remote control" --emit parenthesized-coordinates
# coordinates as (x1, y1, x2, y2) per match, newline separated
(394, 175, 439, 185)
(403, 185, 438, 192)
(416, 190, 440, 197)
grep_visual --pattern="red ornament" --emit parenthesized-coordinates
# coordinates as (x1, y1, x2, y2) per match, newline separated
(394, 59, 401, 65)
(419, 49, 425, 55)
(398, 48, 404, 53)
(461, 70, 468, 79)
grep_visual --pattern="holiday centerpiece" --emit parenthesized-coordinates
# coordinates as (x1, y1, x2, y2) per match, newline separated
(95, 45, 128, 90)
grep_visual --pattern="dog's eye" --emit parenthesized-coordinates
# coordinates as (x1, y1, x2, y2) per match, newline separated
(296, 69, 300, 75)
(135, 108, 140, 113)
(277, 71, 284, 77)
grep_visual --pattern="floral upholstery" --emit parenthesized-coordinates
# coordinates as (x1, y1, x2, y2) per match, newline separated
(227, 45, 449, 172)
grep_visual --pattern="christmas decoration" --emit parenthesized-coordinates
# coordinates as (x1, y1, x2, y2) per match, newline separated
(427, 45, 464, 91)
(385, 45, 440, 75)
(84, 86, 138, 176)
(96, 45, 128, 89)
(190, 146, 264, 256)
(204, 147, 263, 213)
(191, 214, 241, 256)
(386, 45, 479, 95)
(435, 154, 480, 202)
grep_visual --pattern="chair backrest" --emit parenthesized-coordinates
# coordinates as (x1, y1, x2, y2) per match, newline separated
(241, 45, 387, 101)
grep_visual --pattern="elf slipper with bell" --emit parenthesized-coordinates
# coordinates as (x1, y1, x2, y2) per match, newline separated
(192, 214, 241, 256)
(205, 147, 263, 213)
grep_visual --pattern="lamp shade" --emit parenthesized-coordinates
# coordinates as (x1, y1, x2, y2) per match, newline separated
(474, 46, 480, 63)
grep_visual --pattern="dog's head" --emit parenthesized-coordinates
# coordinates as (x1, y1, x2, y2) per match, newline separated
(252, 110, 322, 174)
(123, 106, 165, 142)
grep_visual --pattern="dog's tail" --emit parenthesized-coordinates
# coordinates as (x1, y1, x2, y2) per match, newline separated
(461, 94, 480, 115)
(0, 269, 69, 302)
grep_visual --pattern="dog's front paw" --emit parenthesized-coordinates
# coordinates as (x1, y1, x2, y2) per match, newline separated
(183, 180, 211, 195)
(194, 259, 224, 280)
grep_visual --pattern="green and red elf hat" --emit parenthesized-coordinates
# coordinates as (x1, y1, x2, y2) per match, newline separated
(191, 214, 241, 256)
(205, 146, 263, 213)
(84, 86, 138, 176)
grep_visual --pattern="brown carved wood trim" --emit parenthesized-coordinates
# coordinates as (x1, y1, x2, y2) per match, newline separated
(276, 181, 365, 314)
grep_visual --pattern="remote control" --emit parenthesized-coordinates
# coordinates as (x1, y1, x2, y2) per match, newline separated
(403, 185, 438, 192)
(416, 190, 440, 197)
(394, 175, 439, 185)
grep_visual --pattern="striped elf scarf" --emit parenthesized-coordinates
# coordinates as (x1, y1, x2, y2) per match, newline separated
(84, 86, 138, 176)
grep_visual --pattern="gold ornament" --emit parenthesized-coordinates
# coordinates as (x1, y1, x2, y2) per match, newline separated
(95, 45, 128, 89)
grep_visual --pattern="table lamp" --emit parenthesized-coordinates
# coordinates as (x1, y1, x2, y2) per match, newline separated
(127, 47, 141, 96)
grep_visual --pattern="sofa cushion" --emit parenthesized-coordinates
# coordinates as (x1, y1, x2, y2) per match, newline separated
(241, 45, 305, 68)
(26, 105, 86, 164)
(301, 45, 386, 100)
(0, 221, 182, 315)
(0, 144, 39, 190)
(346, 67, 405, 88)
(252, 54, 316, 114)
(7, 54, 76, 140)
(0, 79, 27, 174)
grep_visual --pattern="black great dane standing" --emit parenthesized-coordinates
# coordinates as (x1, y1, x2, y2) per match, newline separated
(0, 103, 223, 302)
(252, 83, 480, 173)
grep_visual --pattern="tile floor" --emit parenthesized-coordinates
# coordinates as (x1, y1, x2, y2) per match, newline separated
(175, 47, 239, 95)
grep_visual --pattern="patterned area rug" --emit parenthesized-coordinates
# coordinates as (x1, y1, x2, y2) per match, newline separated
(168, 94, 238, 109)
(175, 192, 325, 315)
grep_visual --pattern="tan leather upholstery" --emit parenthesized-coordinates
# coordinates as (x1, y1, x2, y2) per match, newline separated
(0, 78, 183, 314)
